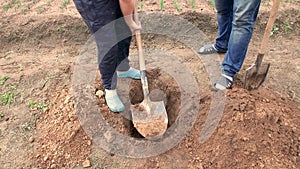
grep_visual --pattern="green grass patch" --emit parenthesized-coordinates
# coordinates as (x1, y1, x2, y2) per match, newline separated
(61, 0, 71, 9)
(0, 92, 15, 106)
(160, 0, 164, 11)
(0, 75, 9, 85)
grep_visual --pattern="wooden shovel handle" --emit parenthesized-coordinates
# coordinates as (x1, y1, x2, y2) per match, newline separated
(134, 2, 146, 71)
(259, 0, 280, 54)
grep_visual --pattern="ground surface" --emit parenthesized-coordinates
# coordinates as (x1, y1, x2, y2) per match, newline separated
(0, 0, 299, 169)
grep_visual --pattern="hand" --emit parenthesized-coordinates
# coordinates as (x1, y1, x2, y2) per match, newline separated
(119, 0, 141, 33)
(124, 16, 142, 33)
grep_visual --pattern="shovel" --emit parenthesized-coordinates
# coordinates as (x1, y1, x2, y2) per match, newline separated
(130, 5, 168, 139)
(244, 0, 280, 90)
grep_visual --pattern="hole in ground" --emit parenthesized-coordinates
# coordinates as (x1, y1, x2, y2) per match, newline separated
(95, 68, 181, 138)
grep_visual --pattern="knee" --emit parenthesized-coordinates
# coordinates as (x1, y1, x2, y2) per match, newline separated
(232, 10, 256, 32)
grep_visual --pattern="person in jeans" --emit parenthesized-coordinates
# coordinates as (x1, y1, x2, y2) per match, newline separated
(198, 0, 261, 90)
(73, 0, 141, 112)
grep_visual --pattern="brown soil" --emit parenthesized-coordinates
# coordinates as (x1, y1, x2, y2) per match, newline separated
(95, 68, 180, 139)
(0, 0, 299, 168)
(33, 87, 91, 168)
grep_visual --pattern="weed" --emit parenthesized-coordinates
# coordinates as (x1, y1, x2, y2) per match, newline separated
(0, 75, 9, 85)
(28, 100, 37, 108)
(282, 23, 293, 33)
(263, 0, 270, 6)
(160, 0, 164, 11)
(37, 6, 44, 14)
(3, 3, 11, 11)
(21, 8, 26, 14)
(19, 65, 24, 71)
(22, 122, 33, 131)
(173, 0, 180, 12)
(210, 0, 215, 8)
(61, 0, 71, 9)
(0, 92, 15, 106)
(26, 4, 30, 10)
(57, 25, 66, 32)
(270, 25, 279, 36)
(191, 0, 195, 9)
(17, 0, 22, 9)
(140, 0, 145, 10)
(11, 85, 17, 90)
(37, 103, 47, 110)
(0, 113, 4, 120)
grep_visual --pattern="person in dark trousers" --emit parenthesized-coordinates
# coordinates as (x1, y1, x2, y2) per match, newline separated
(198, 0, 261, 90)
(73, 0, 141, 112)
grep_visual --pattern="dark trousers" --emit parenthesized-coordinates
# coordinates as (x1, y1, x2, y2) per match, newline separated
(73, 0, 132, 89)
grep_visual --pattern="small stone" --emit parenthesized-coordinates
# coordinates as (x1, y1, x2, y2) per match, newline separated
(96, 90, 104, 97)
(29, 137, 35, 143)
(242, 137, 249, 141)
(43, 156, 48, 161)
(50, 164, 56, 168)
(244, 151, 250, 155)
(104, 131, 115, 143)
(64, 95, 71, 104)
(82, 159, 91, 168)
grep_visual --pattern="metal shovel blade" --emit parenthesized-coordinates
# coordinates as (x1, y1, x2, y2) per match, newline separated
(244, 61, 270, 90)
(131, 98, 168, 139)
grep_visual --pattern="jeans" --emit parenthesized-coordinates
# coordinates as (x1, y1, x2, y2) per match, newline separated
(214, 0, 261, 77)
(73, 0, 131, 89)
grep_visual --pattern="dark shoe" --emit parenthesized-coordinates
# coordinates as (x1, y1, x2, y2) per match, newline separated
(212, 74, 233, 90)
(198, 44, 226, 55)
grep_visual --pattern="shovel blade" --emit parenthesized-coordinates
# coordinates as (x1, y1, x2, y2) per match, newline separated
(244, 63, 270, 90)
(131, 100, 168, 139)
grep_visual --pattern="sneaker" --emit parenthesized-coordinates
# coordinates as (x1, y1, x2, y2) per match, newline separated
(198, 44, 226, 55)
(104, 89, 125, 112)
(212, 74, 233, 90)
(117, 67, 141, 79)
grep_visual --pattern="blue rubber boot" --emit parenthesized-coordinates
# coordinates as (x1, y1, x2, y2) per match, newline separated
(104, 89, 125, 112)
(117, 67, 141, 79)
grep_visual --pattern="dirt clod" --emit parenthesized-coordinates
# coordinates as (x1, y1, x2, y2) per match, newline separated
(96, 90, 104, 97)
(28, 137, 35, 143)
(82, 159, 91, 168)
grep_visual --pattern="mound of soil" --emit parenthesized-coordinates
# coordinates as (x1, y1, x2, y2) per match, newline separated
(178, 85, 300, 169)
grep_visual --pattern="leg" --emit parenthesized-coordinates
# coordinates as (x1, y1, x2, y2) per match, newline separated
(222, 0, 261, 78)
(214, 0, 234, 52)
(114, 3, 141, 79)
(73, 0, 119, 89)
(115, 3, 132, 72)
(198, 0, 232, 54)
(214, 0, 261, 90)
(74, 0, 126, 112)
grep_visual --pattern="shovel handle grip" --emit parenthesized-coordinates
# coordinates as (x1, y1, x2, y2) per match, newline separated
(134, 2, 146, 72)
(259, 0, 280, 54)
